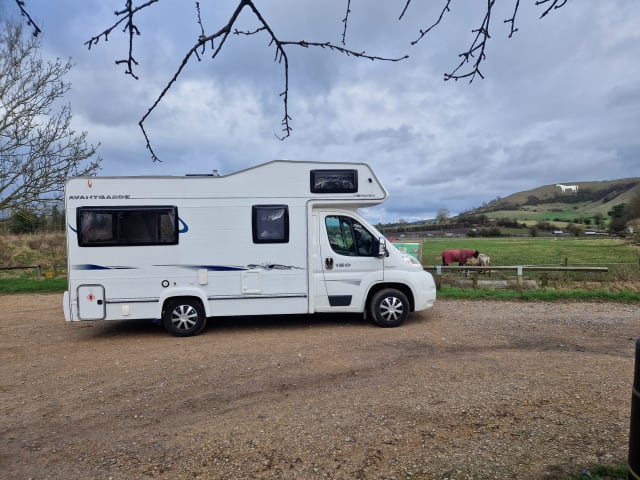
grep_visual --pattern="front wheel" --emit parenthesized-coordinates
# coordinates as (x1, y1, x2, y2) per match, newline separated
(369, 288, 409, 328)
(162, 298, 207, 337)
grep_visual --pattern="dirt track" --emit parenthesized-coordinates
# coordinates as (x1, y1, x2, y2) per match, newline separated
(1, 293, 637, 479)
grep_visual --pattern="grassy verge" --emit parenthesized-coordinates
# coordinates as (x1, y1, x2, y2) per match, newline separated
(0, 277, 67, 294)
(438, 286, 640, 302)
(566, 464, 628, 479)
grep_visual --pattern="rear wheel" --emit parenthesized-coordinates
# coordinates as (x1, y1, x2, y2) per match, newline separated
(369, 288, 409, 327)
(162, 298, 206, 337)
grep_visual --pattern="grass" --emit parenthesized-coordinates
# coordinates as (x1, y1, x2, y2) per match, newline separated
(438, 286, 640, 302)
(0, 277, 67, 293)
(420, 237, 640, 290)
(421, 237, 639, 267)
(566, 464, 628, 479)
(0, 232, 66, 271)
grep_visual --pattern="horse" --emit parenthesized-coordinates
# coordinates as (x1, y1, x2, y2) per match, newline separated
(478, 253, 491, 275)
(556, 184, 578, 193)
(441, 249, 479, 266)
(478, 253, 491, 267)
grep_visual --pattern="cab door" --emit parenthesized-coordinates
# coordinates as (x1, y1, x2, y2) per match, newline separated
(316, 212, 383, 311)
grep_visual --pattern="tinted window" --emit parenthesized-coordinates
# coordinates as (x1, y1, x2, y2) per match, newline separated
(78, 206, 178, 246)
(310, 169, 358, 193)
(252, 205, 289, 243)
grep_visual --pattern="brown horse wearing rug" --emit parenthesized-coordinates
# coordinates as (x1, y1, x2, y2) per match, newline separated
(441, 249, 479, 266)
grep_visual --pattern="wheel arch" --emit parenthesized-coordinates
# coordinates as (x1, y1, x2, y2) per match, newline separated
(366, 282, 415, 313)
(158, 288, 209, 319)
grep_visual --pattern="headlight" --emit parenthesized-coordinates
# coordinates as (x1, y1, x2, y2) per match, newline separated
(402, 254, 421, 266)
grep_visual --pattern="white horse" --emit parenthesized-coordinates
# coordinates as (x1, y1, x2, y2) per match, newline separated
(556, 184, 579, 193)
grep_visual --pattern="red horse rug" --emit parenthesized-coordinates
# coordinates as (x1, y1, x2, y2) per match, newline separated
(441, 249, 479, 266)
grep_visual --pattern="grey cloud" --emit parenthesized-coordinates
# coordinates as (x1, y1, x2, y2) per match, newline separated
(353, 124, 418, 149)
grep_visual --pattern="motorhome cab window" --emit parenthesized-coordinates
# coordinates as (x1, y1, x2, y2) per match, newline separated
(252, 205, 289, 243)
(77, 206, 179, 246)
(325, 216, 376, 256)
(310, 169, 358, 193)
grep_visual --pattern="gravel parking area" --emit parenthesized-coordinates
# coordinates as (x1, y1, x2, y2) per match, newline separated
(1, 294, 636, 479)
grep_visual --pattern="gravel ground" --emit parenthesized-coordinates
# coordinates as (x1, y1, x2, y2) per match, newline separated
(1, 293, 637, 479)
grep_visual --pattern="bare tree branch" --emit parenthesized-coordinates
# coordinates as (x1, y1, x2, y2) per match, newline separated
(504, 0, 521, 37)
(398, 0, 413, 21)
(408, 0, 453, 45)
(12, 0, 41, 36)
(12, 0, 571, 162)
(405, 0, 568, 81)
(84, 0, 159, 79)
(341, 0, 352, 46)
(444, 0, 495, 83)
(536, 0, 568, 19)
(138, 1, 242, 162)
(139, 0, 407, 160)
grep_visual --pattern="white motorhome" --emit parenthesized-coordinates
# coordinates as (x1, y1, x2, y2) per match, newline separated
(63, 160, 436, 336)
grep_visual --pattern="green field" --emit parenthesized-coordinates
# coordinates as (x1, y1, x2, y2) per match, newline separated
(414, 236, 640, 300)
(483, 211, 602, 230)
(421, 237, 639, 267)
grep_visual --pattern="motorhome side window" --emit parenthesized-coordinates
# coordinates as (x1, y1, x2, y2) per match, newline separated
(252, 205, 289, 243)
(325, 216, 376, 257)
(77, 206, 179, 246)
(310, 169, 358, 193)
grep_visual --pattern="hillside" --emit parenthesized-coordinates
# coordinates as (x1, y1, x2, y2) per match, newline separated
(468, 177, 640, 221)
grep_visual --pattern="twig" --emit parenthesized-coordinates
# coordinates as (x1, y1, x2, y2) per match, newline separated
(398, 0, 412, 20)
(504, 0, 521, 38)
(13, 0, 41, 36)
(444, 0, 494, 83)
(84, 0, 159, 79)
(341, 0, 352, 45)
(536, 0, 568, 19)
(410, 0, 453, 45)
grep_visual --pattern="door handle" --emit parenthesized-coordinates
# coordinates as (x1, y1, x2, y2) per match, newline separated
(325, 257, 334, 270)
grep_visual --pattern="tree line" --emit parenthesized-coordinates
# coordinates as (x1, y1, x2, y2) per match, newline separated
(381, 194, 640, 239)
(1, 206, 65, 234)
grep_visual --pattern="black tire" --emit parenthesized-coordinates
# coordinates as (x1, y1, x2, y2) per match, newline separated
(162, 298, 207, 337)
(369, 288, 409, 327)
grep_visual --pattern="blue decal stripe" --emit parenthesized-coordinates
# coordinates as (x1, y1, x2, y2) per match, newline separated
(153, 265, 248, 271)
(73, 264, 136, 270)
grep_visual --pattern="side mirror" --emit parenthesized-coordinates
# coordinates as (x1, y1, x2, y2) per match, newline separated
(377, 237, 387, 258)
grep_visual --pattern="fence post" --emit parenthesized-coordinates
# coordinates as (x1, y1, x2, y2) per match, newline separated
(516, 266, 523, 289)
(629, 338, 640, 480)
(435, 265, 442, 291)
(541, 272, 549, 291)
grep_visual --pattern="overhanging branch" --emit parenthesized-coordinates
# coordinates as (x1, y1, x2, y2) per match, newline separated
(139, 0, 407, 159)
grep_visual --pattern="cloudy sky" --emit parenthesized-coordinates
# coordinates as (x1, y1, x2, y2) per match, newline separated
(5, 0, 640, 223)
